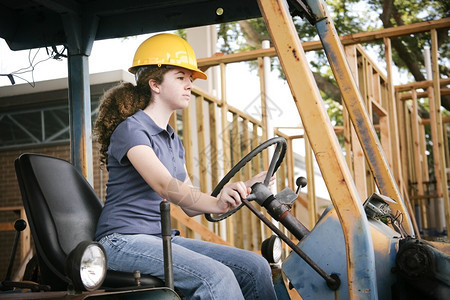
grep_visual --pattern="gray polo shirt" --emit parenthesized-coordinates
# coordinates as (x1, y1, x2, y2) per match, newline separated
(95, 110, 186, 240)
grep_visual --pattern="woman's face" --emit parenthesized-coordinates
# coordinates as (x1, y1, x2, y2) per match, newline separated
(154, 67, 194, 111)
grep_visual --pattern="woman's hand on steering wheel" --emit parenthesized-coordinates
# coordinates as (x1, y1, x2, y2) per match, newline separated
(217, 181, 250, 213)
(205, 137, 287, 222)
(245, 171, 276, 189)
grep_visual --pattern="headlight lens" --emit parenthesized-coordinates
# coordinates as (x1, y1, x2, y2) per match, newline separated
(80, 244, 107, 290)
(261, 235, 282, 264)
(66, 241, 107, 292)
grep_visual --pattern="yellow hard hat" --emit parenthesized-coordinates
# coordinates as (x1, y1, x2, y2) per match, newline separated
(129, 33, 207, 80)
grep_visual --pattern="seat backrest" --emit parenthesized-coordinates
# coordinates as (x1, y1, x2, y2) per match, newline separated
(15, 153, 103, 290)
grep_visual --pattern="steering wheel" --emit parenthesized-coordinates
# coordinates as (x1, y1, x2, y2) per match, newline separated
(205, 136, 287, 222)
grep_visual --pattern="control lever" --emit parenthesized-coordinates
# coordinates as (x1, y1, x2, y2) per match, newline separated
(5, 219, 27, 281)
(295, 176, 307, 195)
(1, 219, 49, 292)
(160, 200, 174, 290)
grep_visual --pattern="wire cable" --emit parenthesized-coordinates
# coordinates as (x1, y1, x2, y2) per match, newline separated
(0, 46, 67, 87)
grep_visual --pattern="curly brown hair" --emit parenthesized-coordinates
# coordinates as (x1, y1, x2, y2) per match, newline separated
(94, 66, 170, 165)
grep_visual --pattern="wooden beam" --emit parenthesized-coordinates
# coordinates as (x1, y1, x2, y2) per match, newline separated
(0, 223, 15, 231)
(421, 116, 450, 125)
(411, 90, 426, 226)
(340, 18, 450, 44)
(395, 78, 450, 92)
(384, 37, 404, 192)
(171, 205, 230, 246)
(195, 95, 208, 194)
(182, 98, 193, 180)
(400, 90, 436, 100)
(0, 206, 23, 212)
(0, 206, 24, 231)
(431, 29, 450, 238)
(198, 18, 450, 68)
(399, 88, 450, 100)
(209, 102, 219, 188)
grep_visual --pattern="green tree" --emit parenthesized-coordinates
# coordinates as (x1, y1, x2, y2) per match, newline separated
(217, 0, 450, 113)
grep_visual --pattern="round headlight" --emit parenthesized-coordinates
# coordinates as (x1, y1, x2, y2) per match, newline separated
(65, 241, 107, 292)
(261, 235, 282, 264)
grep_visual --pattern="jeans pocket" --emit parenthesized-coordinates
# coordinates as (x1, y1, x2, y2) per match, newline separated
(101, 233, 127, 249)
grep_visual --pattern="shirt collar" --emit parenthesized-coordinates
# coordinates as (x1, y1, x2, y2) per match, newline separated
(136, 109, 175, 139)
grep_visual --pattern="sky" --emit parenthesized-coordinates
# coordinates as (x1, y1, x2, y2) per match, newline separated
(0, 35, 148, 87)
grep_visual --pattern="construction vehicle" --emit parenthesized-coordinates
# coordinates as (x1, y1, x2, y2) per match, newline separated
(1, 0, 449, 299)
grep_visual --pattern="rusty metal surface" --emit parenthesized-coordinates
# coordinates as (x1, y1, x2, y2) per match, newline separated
(314, 8, 414, 236)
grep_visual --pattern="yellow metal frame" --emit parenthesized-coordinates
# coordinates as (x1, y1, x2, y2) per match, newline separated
(258, 0, 378, 297)
(307, 1, 413, 235)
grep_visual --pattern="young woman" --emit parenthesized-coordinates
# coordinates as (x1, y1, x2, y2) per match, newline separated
(94, 33, 278, 300)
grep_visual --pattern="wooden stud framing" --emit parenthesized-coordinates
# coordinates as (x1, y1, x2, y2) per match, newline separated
(305, 135, 317, 229)
(384, 37, 404, 195)
(196, 95, 207, 194)
(209, 102, 219, 188)
(411, 89, 426, 227)
(346, 45, 368, 200)
(431, 29, 450, 237)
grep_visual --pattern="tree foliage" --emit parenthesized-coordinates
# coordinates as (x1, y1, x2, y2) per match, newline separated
(217, 0, 450, 112)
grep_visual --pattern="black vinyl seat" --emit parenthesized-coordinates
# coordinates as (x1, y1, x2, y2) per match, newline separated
(14, 153, 164, 291)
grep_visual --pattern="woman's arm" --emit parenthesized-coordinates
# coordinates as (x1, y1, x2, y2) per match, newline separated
(127, 145, 248, 214)
(180, 168, 204, 216)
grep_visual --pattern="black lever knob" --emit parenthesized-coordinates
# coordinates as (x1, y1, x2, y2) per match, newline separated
(14, 219, 27, 232)
(295, 176, 307, 194)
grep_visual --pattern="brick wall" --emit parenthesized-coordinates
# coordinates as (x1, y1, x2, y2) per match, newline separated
(0, 143, 107, 280)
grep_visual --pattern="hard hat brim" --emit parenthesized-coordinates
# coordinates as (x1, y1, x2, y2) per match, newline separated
(128, 64, 207, 80)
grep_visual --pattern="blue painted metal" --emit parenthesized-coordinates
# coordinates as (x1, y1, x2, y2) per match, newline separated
(304, 0, 327, 20)
(282, 207, 401, 299)
(272, 268, 291, 300)
(310, 5, 414, 235)
(64, 13, 98, 184)
(67, 54, 93, 184)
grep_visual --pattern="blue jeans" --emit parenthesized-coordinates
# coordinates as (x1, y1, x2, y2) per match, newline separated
(99, 232, 278, 300)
